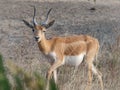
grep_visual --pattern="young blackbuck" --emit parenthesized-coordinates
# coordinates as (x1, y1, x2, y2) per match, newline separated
(23, 6, 103, 90)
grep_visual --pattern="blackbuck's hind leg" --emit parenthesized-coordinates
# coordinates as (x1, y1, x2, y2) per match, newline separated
(85, 52, 103, 90)
(92, 64, 103, 90)
(85, 50, 96, 90)
(85, 60, 93, 90)
(85, 41, 101, 90)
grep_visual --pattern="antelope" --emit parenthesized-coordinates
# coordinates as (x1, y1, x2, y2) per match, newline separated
(23, 6, 103, 90)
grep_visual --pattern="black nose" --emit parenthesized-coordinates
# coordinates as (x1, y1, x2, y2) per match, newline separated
(35, 36, 39, 41)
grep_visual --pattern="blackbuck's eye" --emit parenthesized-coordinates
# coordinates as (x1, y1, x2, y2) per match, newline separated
(43, 30, 46, 32)
(32, 29, 35, 32)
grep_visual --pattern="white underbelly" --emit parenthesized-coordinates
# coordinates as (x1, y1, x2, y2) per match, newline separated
(48, 52, 85, 66)
(64, 53, 85, 66)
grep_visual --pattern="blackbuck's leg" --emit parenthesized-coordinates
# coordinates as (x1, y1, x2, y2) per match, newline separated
(53, 69, 57, 83)
(46, 59, 63, 90)
(92, 64, 103, 90)
(49, 62, 58, 83)
(85, 42, 101, 90)
(85, 50, 95, 90)
(85, 60, 93, 90)
(46, 60, 63, 80)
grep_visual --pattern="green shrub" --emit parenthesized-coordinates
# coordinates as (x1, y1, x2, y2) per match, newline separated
(0, 54, 11, 90)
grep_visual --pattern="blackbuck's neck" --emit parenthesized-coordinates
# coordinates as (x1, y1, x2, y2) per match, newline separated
(38, 35, 52, 55)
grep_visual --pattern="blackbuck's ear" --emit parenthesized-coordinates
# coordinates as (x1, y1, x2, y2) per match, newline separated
(45, 20, 55, 29)
(22, 20, 33, 28)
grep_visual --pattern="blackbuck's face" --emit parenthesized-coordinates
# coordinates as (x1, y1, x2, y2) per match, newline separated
(23, 7, 55, 42)
(32, 25, 46, 42)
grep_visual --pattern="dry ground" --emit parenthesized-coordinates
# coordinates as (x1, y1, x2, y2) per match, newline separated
(0, 0, 120, 90)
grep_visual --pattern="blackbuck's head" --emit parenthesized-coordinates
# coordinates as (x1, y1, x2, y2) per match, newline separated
(23, 6, 55, 42)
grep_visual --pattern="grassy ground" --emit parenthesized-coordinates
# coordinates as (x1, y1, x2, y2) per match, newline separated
(0, 0, 120, 90)
(0, 55, 58, 90)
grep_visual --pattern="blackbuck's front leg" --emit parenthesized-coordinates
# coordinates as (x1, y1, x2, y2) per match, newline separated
(46, 60, 63, 80)
(46, 59, 63, 80)
(46, 59, 63, 90)
(53, 69, 57, 83)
